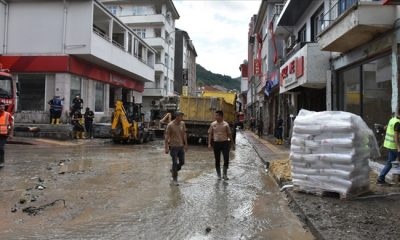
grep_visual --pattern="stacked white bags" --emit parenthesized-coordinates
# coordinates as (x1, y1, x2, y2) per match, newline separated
(290, 110, 380, 198)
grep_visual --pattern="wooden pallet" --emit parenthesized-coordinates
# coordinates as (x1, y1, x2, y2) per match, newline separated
(293, 185, 370, 200)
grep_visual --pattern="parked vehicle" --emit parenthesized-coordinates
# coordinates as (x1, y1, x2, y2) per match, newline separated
(111, 100, 154, 144)
(179, 91, 237, 144)
(0, 64, 17, 116)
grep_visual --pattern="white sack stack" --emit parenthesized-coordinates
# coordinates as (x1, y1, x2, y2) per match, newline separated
(290, 110, 380, 198)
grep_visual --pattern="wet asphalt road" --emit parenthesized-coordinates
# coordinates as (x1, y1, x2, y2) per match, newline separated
(0, 132, 313, 239)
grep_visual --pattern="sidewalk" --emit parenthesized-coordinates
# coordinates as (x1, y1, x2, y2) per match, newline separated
(244, 130, 400, 240)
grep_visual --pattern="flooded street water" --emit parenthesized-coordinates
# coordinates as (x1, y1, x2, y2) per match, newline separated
(0, 132, 313, 239)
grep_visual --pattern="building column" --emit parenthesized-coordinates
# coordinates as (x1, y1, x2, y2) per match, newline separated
(392, 32, 399, 114)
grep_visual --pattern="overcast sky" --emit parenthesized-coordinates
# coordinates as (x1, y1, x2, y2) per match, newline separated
(173, 0, 261, 78)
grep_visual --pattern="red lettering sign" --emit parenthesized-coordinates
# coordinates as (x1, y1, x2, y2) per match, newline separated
(289, 60, 296, 74)
(296, 56, 304, 79)
(254, 59, 262, 76)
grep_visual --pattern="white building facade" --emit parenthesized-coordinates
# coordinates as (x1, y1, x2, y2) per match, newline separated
(100, 0, 180, 113)
(0, 0, 155, 123)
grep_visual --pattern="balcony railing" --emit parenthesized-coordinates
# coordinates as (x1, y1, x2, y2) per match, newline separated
(322, 0, 381, 30)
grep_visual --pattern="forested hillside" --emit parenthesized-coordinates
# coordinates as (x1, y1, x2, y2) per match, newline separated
(196, 64, 240, 91)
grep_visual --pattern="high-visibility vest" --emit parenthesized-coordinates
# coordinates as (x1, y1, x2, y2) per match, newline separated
(384, 117, 400, 150)
(0, 112, 11, 136)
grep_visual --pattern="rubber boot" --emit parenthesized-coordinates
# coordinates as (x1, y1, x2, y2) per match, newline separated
(51, 118, 56, 124)
(275, 139, 279, 145)
(172, 170, 179, 186)
(0, 153, 4, 168)
(75, 132, 80, 139)
(79, 131, 85, 139)
(216, 167, 221, 180)
(223, 167, 229, 180)
(55, 118, 60, 125)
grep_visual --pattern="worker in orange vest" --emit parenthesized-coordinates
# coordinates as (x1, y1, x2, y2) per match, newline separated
(0, 102, 13, 168)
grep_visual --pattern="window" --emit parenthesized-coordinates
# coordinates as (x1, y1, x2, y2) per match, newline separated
(18, 74, 45, 111)
(170, 58, 173, 70)
(311, 4, 324, 42)
(70, 75, 82, 107)
(339, 67, 361, 116)
(109, 86, 116, 108)
(95, 82, 105, 112)
(337, 55, 392, 128)
(128, 34, 133, 54)
(107, 5, 119, 16)
(134, 38, 139, 57)
(338, 0, 357, 15)
(133, 29, 146, 39)
(363, 56, 392, 127)
(165, 53, 169, 67)
(132, 6, 154, 16)
(298, 24, 307, 47)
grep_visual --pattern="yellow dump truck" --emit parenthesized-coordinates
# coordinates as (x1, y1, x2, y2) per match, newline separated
(179, 92, 237, 143)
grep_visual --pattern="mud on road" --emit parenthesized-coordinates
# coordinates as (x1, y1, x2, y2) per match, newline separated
(0, 133, 313, 239)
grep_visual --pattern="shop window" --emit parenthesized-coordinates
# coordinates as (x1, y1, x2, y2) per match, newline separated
(339, 66, 361, 115)
(95, 82, 105, 112)
(109, 86, 116, 108)
(70, 76, 82, 107)
(338, 55, 392, 128)
(18, 74, 45, 111)
(362, 56, 392, 127)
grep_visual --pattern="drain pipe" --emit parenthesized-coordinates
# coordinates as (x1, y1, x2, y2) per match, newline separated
(62, 0, 67, 54)
(1, 0, 9, 54)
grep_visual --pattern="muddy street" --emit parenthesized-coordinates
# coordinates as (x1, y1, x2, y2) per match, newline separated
(0, 132, 313, 239)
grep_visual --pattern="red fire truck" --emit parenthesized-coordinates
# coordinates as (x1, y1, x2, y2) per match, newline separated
(0, 64, 16, 116)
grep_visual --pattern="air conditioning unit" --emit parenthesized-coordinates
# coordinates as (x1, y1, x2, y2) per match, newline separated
(274, 4, 284, 16)
(286, 35, 296, 49)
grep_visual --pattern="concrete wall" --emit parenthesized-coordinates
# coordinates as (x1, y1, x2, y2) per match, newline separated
(0, 1, 5, 55)
(7, 2, 65, 54)
(65, 1, 93, 54)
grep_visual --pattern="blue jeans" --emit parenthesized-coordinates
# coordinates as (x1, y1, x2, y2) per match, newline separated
(378, 149, 398, 182)
(170, 146, 185, 172)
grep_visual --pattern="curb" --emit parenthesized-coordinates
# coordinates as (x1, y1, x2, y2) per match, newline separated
(247, 132, 325, 240)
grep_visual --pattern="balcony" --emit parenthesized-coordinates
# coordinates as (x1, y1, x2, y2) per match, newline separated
(143, 88, 166, 97)
(119, 14, 165, 26)
(154, 63, 165, 73)
(319, 1, 396, 53)
(90, 32, 154, 82)
(145, 37, 168, 49)
(280, 43, 330, 93)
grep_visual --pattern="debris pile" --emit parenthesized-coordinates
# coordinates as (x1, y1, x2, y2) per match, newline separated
(290, 110, 379, 198)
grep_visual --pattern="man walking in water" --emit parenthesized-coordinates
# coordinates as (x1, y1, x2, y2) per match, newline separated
(208, 110, 233, 180)
(165, 111, 188, 186)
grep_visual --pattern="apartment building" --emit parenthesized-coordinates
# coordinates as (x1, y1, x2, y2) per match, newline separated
(253, 0, 285, 136)
(238, 60, 249, 115)
(174, 28, 197, 96)
(250, 0, 399, 137)
(318, 0, 397, 128)
(100, 0, 179, 113)
(247, 14, 258, 121)
(274, 0, 331, 137)
(0, 0, 155, 123)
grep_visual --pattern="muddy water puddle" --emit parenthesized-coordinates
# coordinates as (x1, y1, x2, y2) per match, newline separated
(0, 133, 314, 239)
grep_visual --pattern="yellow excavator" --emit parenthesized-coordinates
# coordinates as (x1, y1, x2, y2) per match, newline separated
(111, 100, 153, 144)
